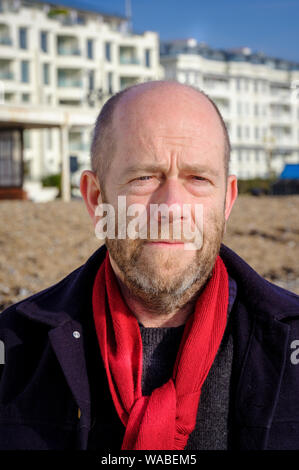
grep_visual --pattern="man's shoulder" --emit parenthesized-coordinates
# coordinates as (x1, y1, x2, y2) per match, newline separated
(0, 244, 107, 330)
(220, 244, 299, 318)
(0, 265, 81, 324)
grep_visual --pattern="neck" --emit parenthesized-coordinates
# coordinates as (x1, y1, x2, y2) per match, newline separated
(109, 255, 206, 328)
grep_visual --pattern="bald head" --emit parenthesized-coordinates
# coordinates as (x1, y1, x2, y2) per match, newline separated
(90, 80, 230, 186)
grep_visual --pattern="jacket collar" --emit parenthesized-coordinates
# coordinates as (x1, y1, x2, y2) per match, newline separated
(15, 243, 298, 327)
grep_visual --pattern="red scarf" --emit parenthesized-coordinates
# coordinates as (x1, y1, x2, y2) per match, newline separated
(92, 251, 229, 450)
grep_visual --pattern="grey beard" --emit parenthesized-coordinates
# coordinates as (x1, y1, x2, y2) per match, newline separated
(106, 238, 220, 316)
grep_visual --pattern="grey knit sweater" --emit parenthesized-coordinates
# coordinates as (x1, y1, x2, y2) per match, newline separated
(138, 276, 237, 450)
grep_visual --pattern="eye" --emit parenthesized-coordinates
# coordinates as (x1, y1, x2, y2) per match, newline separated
(130, 175, 158, 185)
(136, 176, 153, 181)
(191, 176, 208, 182)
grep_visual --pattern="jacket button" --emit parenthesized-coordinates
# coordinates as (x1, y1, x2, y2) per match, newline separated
(73, 331, 81, 339)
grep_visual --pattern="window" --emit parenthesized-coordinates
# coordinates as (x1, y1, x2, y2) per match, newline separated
(237, 125, 242, 139)
(238, 150, 242, 162)
(23, 130, 31, 149)
(0, 131, 22, 187)
(43, 63, 50, 85)
(87, 39, 93, 59)
(236, 78, 241, 91)
(105, 42, 111, 62)
(21, 93, 30, 102)
(224, 121, 230, 132)
(245, 126, 250, 138)
(255, 127, 260, 140)
(77, 15, 85, 25)
(145, 49, 151, 68)
(21, 60, 29, 83)
(88, 70, 94, 90)
(47, 129, 52, 150)
(19, 27, 27, 49)
(237, 102, 242, 116)
(70, 156, 79, 173)
(40, 31, 48, 53)
(107, 71, 113, 94)
(59, 99, 81, 106)
(255, 150, 260, 161)
(254, 103, 259, 116)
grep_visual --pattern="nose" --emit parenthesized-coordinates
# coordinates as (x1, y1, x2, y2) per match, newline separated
(150, 178, 186, 223)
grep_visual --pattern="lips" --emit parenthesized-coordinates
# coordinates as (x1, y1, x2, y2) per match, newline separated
(145, 240, 186, 246)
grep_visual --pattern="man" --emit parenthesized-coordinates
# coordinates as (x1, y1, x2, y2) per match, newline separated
(0, 80, 299, 450)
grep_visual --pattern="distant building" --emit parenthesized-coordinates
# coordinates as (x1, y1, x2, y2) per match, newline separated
(0, 0, 161, 199)
(160, 38, 299, 179)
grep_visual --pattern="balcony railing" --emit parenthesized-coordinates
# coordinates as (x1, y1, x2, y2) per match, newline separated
(203, 82, 229, 92)
(0, 36, 12, 46)
(57, 47, 81, 56)
(119, 56, 140, 65)
(58, 78, 82, 87)
(69, 142, 89, 151)
(0, 71, 13, 80)
(270, 112, 291, 121)
(270, 135, 292, 145)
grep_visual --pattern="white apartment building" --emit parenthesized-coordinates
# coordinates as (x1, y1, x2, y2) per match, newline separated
(0, 0, 161, 193)
(161, 39, 299, 179)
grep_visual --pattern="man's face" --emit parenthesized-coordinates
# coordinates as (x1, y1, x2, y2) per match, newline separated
(95, 84, 237, 308)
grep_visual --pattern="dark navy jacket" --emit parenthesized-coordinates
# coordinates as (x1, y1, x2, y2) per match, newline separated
(0, 243, 299, 450)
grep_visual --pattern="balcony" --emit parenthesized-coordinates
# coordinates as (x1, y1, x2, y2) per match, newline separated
(69, 141, 89, 152)
(0, 23, 12, 47)
(0, 36, 12, 46)
(119, 56, 140, 65)
(119, 46, 140, 67)
(270, 112, 292, 126)
(120, 76, 140, 90)
(0, 70, 13, 80)
(270, 129, 293, 147)
(57, 47, 81, 56)
(57, 78, 82, 87)
(57, 35, 81, 57)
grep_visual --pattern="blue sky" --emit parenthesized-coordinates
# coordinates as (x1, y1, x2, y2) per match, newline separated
(51, 0, 299, 62)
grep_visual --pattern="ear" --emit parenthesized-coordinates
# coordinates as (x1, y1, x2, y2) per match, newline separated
(80, 170, 102, 227)
(224, 174, 238, 223)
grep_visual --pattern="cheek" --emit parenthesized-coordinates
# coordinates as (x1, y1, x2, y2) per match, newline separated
(201, 204, 225, 233)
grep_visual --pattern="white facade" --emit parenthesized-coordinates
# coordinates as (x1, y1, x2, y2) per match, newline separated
(161, 39, 299, 179)
(0, 0, 161, 183)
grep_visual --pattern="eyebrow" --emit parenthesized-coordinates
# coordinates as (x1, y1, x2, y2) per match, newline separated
(122, 164, 168, 178)
(122, 163, 220, 179)
(179, 162, 220, 178)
